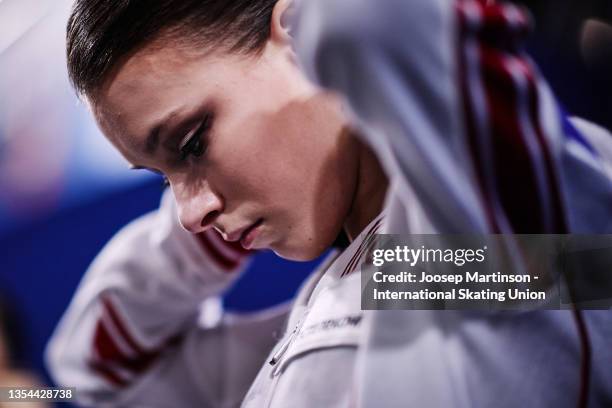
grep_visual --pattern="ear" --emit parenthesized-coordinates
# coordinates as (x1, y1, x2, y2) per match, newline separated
(270, 0, 294, 45)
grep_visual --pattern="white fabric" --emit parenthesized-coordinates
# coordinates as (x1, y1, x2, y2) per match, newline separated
(47, 195, 383, 407)
(242, 214, 383, 407)
(292, 0, 612, 407)
(46, 190, 286, 407)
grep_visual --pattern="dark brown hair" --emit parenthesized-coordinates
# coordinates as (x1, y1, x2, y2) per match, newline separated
(67, 0, 277, 96)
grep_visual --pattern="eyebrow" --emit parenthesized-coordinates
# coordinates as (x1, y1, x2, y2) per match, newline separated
(143, 110, 182, 155)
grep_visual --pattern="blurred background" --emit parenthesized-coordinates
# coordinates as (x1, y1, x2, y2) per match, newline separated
(0, 0, 610, 406)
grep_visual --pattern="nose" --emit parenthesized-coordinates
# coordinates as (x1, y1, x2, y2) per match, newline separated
(172, 180, 223, 234)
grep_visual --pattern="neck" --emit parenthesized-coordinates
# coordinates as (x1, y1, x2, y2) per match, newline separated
(343, 136, 388, 241)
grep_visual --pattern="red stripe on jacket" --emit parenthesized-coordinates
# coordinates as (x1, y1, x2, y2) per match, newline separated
(90, 295, 180, 386)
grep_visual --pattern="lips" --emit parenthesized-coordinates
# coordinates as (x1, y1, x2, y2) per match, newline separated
(239, 218, 263, 250)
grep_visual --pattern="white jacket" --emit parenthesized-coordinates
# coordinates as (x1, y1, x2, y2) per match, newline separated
(293, 0, 612, 407)
(46, 191, 288, 407)
(47, 191, 382, 408)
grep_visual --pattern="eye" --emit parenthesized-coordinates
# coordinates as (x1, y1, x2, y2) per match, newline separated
(179, 114, 212, 161)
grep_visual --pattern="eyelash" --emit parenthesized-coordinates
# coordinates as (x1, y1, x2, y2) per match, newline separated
(179, 114, 212, 162)
(161, 114, 212, 189)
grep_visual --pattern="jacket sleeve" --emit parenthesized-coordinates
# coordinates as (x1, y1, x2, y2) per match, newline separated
(292, 2, 612, 408)
(45, 190, 286, 407)
(292, 0, 612, 234)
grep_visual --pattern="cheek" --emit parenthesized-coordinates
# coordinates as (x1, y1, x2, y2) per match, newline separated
(203, 90, 355, 258)
(258, 124, 355, 255)
(204, 105, 311, 199)
(206, 136, 306, 211)
(207, 110, 347, 202)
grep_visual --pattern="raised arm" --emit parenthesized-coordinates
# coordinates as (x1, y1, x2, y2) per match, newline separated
(293, 0, 612, 234)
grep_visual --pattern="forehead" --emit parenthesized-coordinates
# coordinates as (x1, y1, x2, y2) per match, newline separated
(97, 37, 252, 104)
(92, 45, 195, 124)
(90, 41, 238, 154)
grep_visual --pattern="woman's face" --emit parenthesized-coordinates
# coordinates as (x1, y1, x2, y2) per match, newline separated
(90, 36, 360, 260)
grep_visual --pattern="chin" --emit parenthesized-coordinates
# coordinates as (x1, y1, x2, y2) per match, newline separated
(271, 239, 330, 262)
